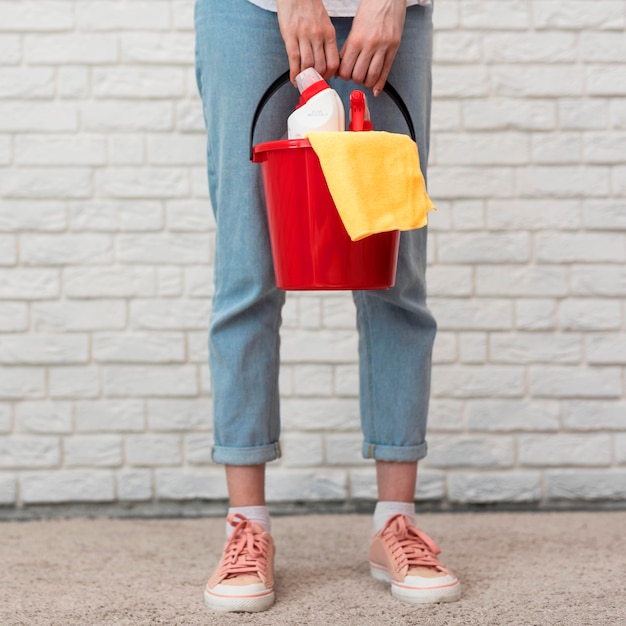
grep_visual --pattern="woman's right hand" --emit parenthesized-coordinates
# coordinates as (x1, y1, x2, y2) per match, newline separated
(276, 0, 340, 84)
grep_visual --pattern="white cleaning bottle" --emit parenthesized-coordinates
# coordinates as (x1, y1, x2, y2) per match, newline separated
(287, 68, 345, 139)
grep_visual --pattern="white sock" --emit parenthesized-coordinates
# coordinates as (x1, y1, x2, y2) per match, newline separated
(226, 506, 271, 538)
(373, 501, 416, 532)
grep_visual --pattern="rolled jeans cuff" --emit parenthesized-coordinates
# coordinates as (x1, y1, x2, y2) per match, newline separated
(212, 442, 282, 465)
(362, 441, 428, 463)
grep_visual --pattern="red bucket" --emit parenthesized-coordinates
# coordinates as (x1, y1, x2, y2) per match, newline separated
(250, 73, 416, 291)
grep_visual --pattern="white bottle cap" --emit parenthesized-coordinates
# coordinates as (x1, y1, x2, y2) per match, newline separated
(295, 67, 325, 95)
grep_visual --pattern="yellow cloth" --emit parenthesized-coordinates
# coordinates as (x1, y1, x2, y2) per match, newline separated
(306, 131, 436, 241)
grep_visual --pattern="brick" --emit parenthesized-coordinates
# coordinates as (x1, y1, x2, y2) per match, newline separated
(583, 200, 626, 229)
(0, 35, 20, 64)
(433, 332, 457, 364)
(449, 472, 542, 503)
(430, 100, 461, 132)
(2, 168, 91, 199)
(459, 332, 487, 364)
(93, 67, 186, 99)
(176, 101, 206, 133)
(281, 398, 360, 431)
(299, 296, 322, 329)
(570, 266, 626, 296)
(81, 102, 172, 132)
(0, 103, 77, 132)
(64, 435, 122, 467)
(432, 366, 524, 398)
(428, 166, 514, 199)
(476, 266, 568, 297)
(96, 168, 189, 199)
(516, 166, 609, 197)
(611, 99, 626, 130)
(130, 299, 211, 330)
(21, 234, 113, 265)
(0, 201, 66, 232)
(463, 99, 555, 131)
(281, 433, 324, 467)
(546, 470, 626, 501)
(0, 403, 11, 432)
(531, 133, 581, 164)
(428, 298, 513, 331)
(515, 299, 557, 331)
(172, 0, 194, 30)
(436, 132, 529, 166)
(32, 301, 126, 332)
(616, 435, 626, 465)
(427, 266, 473, 297)
(559, 99, 607, 130)
(428, 399, 463, 431)
(70, 200, 162, 232)
(0, 68, 55, 98)
(76, 400, 145, 432)
(0, 437, 60, 468)
(613, 166, 626, 195)
(580, 32, 626, 63)
(187, 331, 208, 364)
(584, 132, 626, 164)
(321, 296, 355, 329)
(281, 329, 358, 363)
(184, 267, 213, 299)
(587, 67, 626, 96)
(0, 367, 45, 399)
(148, 399, 212, 431)
(350, 468, 445, 501)
(117, 234, 210, 264)
(64, 267, 156, 298)
(93, 332, 185, 364)
(538, 232, 625, 263)
(0, 268, 59, 299)
(433, 33, 482, 63)
(118, 469, 152, 501)
(166, 200, 213, 232)
(184, 434, 212, 465)
(433, 67, 489, 98)
(334, 364, 358, 397)
(587, 334, 626, 364)
(533, 2, 625, 30)
(0, 2, 74, 31)
(15, 401, 72, 434)
(15, 135, 106, 166)
(24, 34, 117, 63)
(487, 199, 580, 231)
(49, 367, 99, 399)
(426, 435, 514, 468)
(190, 166, 210, 198)
(559, 299, 621, 331)
(293, 365, 333, 396)
(0, 235, 16, 265)
(107, 134, 144, 165)
(437, 233, 530, 264)
(103, 365, 197, 397)
(461, 1, 530, 29)
(0, 334, 88, 365)
(58, 66, 89, 99)
(467, 400, 560, 432)
(529, 366, 622, 398)
(450, 201, 485, 231)
(485, 33, 577, 63)
(563, 401, 626, 430)
(76, 2, 170, 31)
(266, 469, 347, 501)
(157, 267, 183, 297)
(121, 33, 195, 64)
(0, 474, 16, 504)
(519, 434, 611, 467)
(155, 468, 228, 500)
(325, 434, 367, 465)
(126, 434, 182, 467)
(0, 136, 9, 165)
(493, 66, 584, 98)
(20, 470, 115, 504)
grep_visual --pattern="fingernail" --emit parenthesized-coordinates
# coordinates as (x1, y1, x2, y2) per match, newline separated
(373, 88, 381, 97)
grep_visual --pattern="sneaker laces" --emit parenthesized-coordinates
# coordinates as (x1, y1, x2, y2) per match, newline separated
(381, 514, 448, 576)
(216, 513, 271, 582)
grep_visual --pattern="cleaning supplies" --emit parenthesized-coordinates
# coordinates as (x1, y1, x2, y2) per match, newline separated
(349, 90, 372, 132)
(287, 68, 345, 139)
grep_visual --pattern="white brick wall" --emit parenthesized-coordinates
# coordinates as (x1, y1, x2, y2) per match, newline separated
(0, 0, 625, 512)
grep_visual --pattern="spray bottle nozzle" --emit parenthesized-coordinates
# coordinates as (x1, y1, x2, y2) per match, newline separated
(349, 90, 372, 132)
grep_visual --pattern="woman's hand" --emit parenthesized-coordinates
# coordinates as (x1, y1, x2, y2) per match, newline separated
(337, 0, 406, 96)
(276, 0, 340, 84)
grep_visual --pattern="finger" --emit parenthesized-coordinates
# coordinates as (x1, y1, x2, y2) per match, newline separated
(283, 35, 301, 84)
(363, 50, 385, 90)
(312, 37, 327, 77)
(350, 51, 373, 85)
(337, 40, 358, 81)
(372, 49, 397, 96)
(298, 40, 315, 76)
(323, 39, 340, 79)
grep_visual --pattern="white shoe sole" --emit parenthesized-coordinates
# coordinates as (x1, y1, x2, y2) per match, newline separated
(371, 565, 462, 604)
(204, 588, 275, 613)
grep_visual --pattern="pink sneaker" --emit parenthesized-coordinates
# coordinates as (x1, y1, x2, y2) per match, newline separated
(204, 513, 275, 613)
(369, 514, 461, 604)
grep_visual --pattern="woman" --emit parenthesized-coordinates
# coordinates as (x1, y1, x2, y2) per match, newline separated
(194, 0, 460, 612)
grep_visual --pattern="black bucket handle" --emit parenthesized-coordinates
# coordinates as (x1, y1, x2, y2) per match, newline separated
(249, 70, 417, 161)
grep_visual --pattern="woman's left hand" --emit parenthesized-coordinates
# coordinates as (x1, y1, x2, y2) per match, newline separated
(336, 0, 406, 96)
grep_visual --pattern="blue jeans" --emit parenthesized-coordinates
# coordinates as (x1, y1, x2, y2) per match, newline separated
(194, 0, 437, 466)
